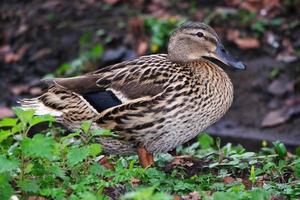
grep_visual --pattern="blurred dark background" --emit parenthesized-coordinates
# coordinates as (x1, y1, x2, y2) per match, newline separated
(1, 0, 300, 150)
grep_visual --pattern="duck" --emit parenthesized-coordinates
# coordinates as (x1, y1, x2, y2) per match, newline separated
(20, 22, 245, 168)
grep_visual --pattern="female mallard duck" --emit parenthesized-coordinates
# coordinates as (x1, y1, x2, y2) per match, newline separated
(20, 22, 245, 167)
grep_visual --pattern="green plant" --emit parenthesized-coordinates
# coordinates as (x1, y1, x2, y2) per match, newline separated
(50, 32, 104, 77)
(144, 17, 185, 53)
(121, 186, 172, 200)
(0, 109, 299, 199)
(0, 109, 110, 199)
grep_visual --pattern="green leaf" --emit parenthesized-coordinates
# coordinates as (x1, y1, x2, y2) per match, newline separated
(249, 188, 271, 200)
(81, 121, 92, 134)
(0, 174, 14, 200)
(0, 129, 15, 143)
(273, 141, 287, 158)
(198, 133, 214, 149)
(278, 159, 286, 170)
(61, 131, 80, 141)
(79, 31, 92, 48)
(30, 115, 54, 127)
(40, 187, 66, 200)
(13, 107, 35, 126)
(91, 129, 117, 137)
(21, 134, 57, 160)
(18, 179, 39, 193)
(90, 44, 104, 58)
(239, 152, 255, 158)
(121, 186, 172, 200)
(0, 155, 19, 173)
(24, 163, 34, 174)
(89, 163, 107, 176)
(57, 63, 72, 75)
(79, 192, 99, 200)
(0, 117, 18, 127)
(212, 192, 239, 200)
(249, 165, 256, 184)
(67, 147, 89, 166)
(295, 146, 300, 157)
(88, 143, 102, 157)
(49, 165, 65, 179)
(294, 162, 300, 178)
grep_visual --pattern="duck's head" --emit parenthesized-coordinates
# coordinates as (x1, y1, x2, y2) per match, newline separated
(168, 22, 246, 70)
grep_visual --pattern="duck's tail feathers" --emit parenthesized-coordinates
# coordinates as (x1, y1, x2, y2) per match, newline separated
(18, 97, 63, 118)
(18, 84, 99, 127)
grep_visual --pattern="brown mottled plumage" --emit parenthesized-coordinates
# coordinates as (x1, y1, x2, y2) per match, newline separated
(20, 22, 245, 165)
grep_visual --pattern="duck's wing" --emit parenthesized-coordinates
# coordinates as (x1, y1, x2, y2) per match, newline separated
(44, 54, 173, 113)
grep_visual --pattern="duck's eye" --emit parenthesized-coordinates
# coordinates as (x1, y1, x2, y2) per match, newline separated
(196, 32, 204, 38)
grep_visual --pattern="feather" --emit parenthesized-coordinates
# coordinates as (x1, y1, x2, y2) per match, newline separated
(83, 90, 122, 113)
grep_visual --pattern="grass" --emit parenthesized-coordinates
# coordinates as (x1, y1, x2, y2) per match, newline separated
(0, 109, 300, 200)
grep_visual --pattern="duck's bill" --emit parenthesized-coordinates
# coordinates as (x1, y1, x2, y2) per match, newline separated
(211, 43, 246, 70)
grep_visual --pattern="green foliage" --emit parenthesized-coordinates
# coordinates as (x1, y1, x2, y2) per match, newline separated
(21, 134, 57, 160)
(198, 133, 214, 149)
(0, 174, 14, 200)
(273, 141, 287, 158)
(249, 165, 256, 184)
(0, 156, 19, 173)
(54, 44, 103, 77)
(0, 109, 299, 199)
(67, 147, 90, 166)
(51, 32, 104, 77)
(121, 186, 172, 200)
(203, 8, 284, 37)
(144, 17, 185, 53)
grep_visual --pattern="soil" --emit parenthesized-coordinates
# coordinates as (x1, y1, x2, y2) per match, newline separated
(1, 0, 300, 151)
(209, 56, 300, 151)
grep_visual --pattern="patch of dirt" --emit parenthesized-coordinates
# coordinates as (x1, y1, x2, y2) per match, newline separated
(209, 56, 300, 151)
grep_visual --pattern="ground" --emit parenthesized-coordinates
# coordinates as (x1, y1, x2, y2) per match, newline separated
(1, 0, 300, 150)
(1, 1, 300, 199)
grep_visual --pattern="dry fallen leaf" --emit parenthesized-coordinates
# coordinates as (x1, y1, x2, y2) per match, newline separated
(171, 155, 194, 167)
(0, 45, 11, 54)
(261, 109, 289, 127)
(104, 0, 119, 5)
(137, 40, 148, 56)
(267, 77, 293, 96)
(99, 157, 114, 170)
(30, 87, 42, 95)
(256, 175, 265, 187)
(226, 29, 240, 42)
(173, 195, 181, 200)
(242, 179, 252, 189)
(16, 24, 28, 36)
(276, 38, 298, 63)
(226, 29, 260, 49)
(30, 48, 52, 61)
(223, 176, 235, 184)
(240, 0, 262, 13)
(238, 0, 281, 16)
(225, 0, 242, 6)
(4, 45, 29, 63)
(11, 85, 29, 95)
(261, 104, 300, 127)
(234, 38, 260, 49)
(130, 177, 141, 187)
(0, 106, 14, 118)
(181, 191, 201, 200)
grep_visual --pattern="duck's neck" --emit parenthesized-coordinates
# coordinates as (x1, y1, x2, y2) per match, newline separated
(190, 59, 234, 119)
